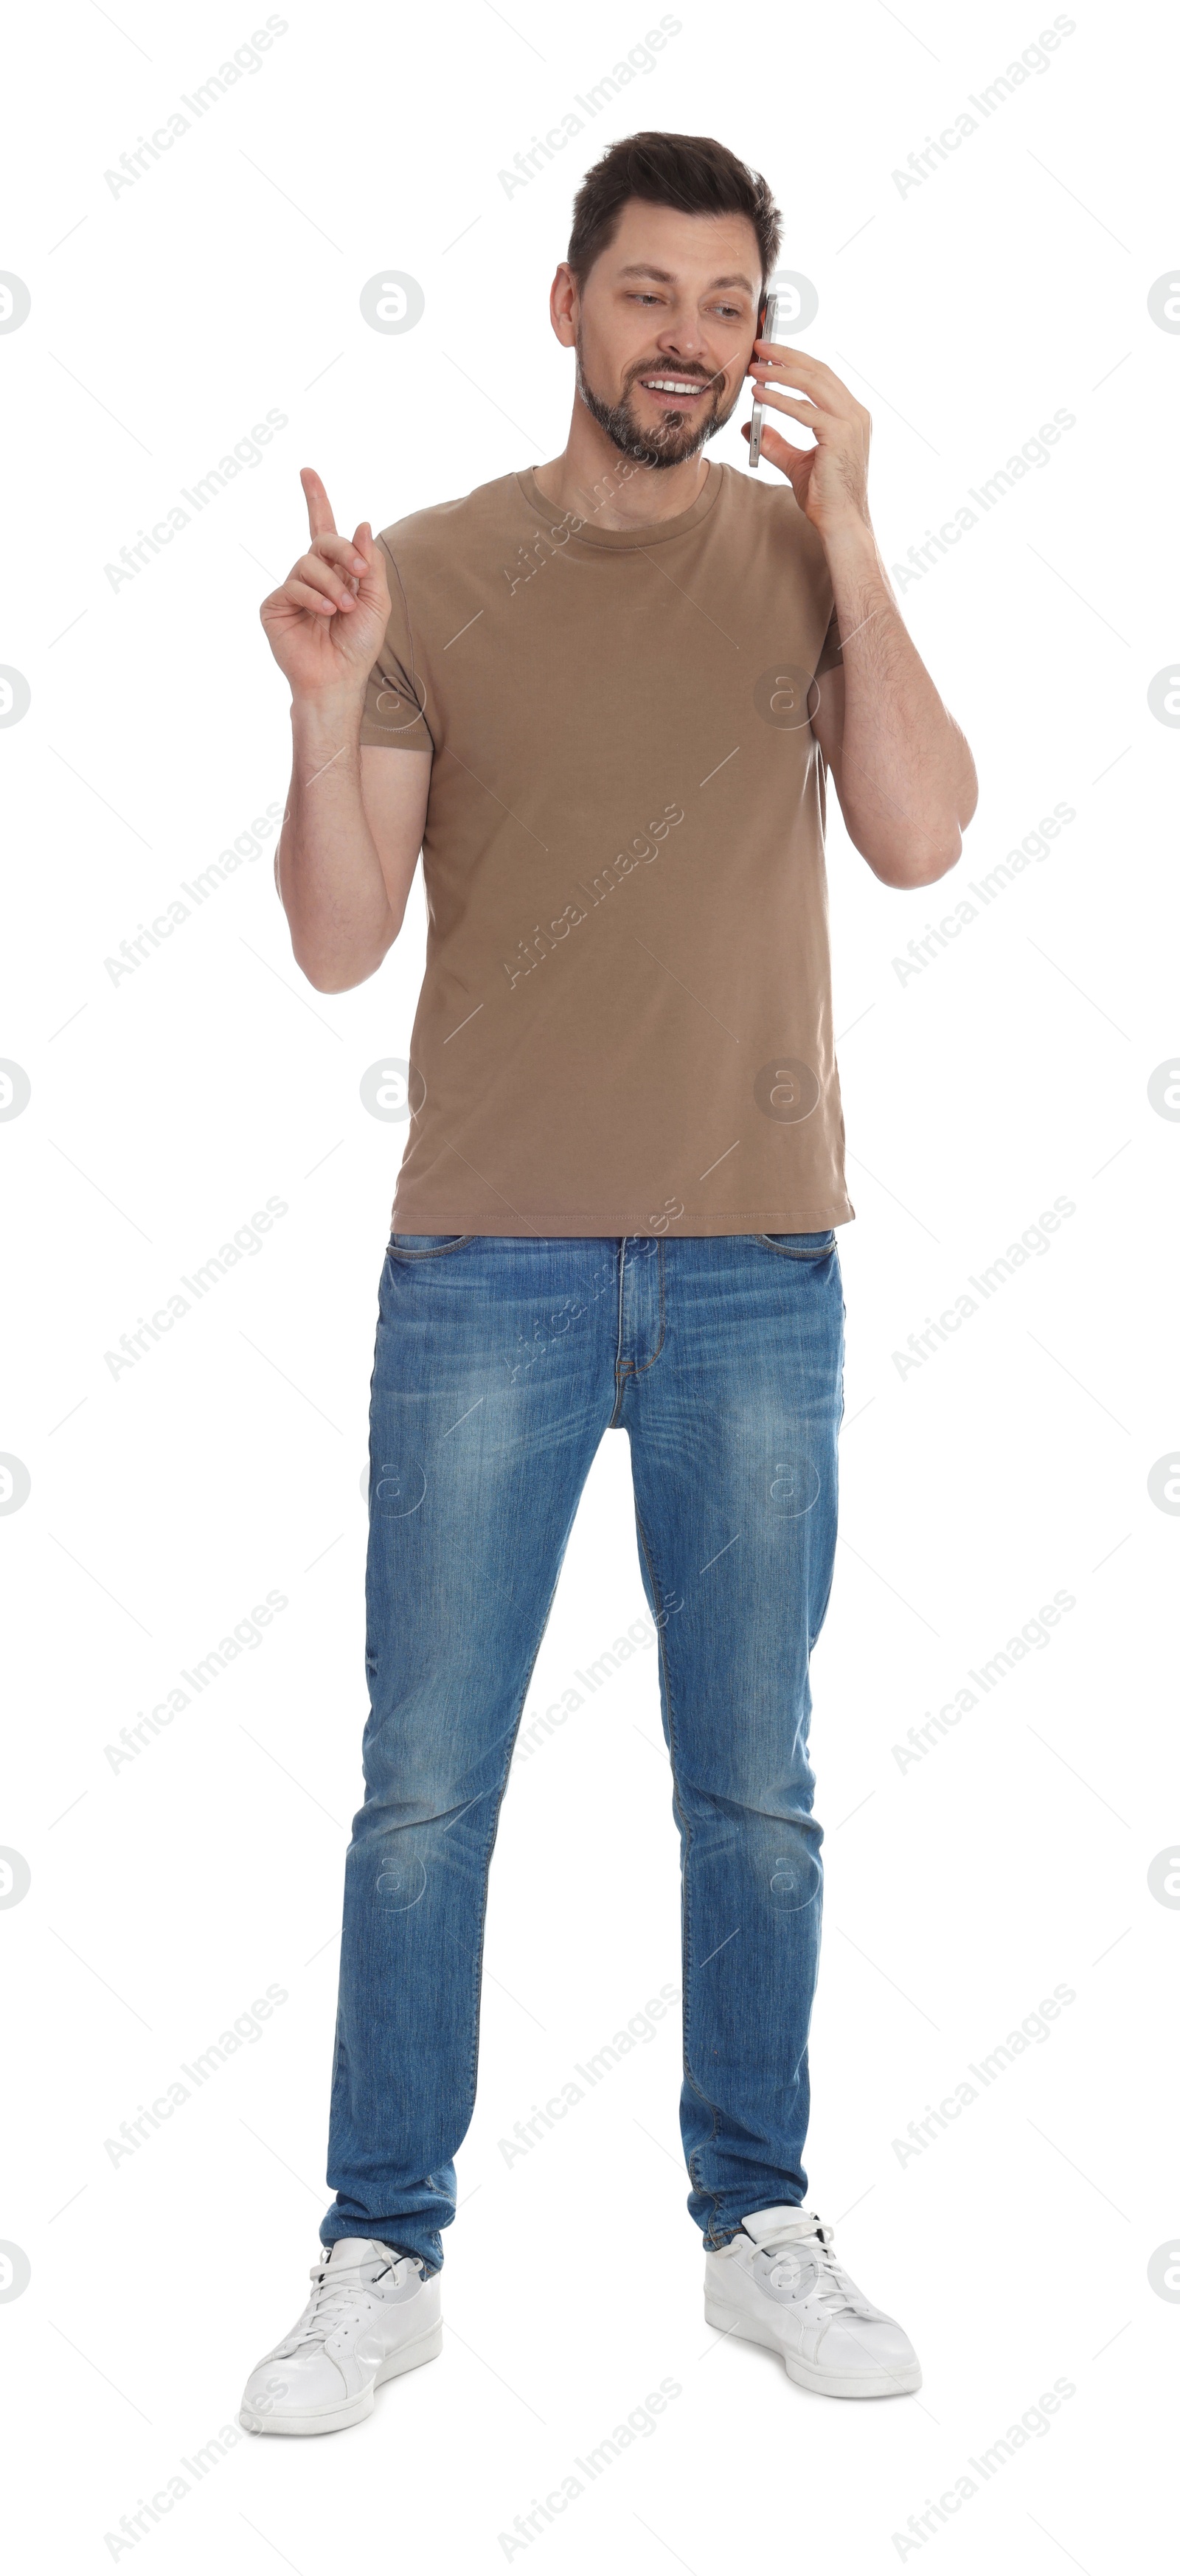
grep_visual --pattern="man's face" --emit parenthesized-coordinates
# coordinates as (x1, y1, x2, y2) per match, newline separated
(565, 200, 763, 470)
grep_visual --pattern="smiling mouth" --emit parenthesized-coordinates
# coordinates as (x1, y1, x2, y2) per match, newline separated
(638, 375, 712, 400)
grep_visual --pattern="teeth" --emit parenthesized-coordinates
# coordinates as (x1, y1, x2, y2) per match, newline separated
(643, 379, 704, 394)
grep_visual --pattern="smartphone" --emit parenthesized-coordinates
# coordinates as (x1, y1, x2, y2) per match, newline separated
(748, 291, 779, 470)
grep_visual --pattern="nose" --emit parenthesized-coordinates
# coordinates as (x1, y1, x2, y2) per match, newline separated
(656, 313, 707, 365)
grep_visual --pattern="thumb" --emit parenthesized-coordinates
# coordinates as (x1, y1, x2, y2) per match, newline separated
(757, 423, 811, 479)
(350, 521, 388, 601)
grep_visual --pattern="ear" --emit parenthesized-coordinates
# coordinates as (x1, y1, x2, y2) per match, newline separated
(549, 261, 578, 349)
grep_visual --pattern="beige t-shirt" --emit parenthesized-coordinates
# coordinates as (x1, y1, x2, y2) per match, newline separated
(360, 458, 854, 1236)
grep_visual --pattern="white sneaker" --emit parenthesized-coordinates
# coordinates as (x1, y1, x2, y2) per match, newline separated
(239, 2238, 442, 2436)
(704, 2204, 921, 2399)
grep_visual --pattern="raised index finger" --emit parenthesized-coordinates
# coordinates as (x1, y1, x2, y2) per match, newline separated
(300, 465, 338, 542)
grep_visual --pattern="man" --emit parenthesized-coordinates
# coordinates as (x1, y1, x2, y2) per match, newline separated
(241, 131, 976, 2437)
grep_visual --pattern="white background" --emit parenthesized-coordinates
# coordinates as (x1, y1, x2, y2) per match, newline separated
(2, 1, 1177, 2568)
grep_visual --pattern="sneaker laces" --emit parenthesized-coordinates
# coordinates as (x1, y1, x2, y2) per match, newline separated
(755, 2214, 876, 2319)
(285, 2247, 396, 2353)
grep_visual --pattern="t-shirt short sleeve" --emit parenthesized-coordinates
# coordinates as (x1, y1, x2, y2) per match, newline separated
(813, 603, 843, 678)
(358, 535, 434, 752)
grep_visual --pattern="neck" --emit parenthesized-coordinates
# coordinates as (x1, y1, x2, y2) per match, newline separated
(534, 393, 712, 531)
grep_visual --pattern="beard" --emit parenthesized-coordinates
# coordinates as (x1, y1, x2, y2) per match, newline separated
(575, 332, 740, 471)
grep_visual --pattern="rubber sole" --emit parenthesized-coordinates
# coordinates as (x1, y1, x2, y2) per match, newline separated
(704, 2296, 921, 2399)
(238, 2322, 443, 2437)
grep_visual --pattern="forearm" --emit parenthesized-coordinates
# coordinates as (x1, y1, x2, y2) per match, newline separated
(825, 521, 977, 887)
(277, 694, 396, 991)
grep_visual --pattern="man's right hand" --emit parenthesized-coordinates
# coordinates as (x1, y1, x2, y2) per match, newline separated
(260, 468, 392, 704)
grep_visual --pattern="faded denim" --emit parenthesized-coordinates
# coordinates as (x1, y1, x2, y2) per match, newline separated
(322, 1229, 845, 2271)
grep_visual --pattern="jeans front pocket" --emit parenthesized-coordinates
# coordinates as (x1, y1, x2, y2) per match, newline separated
(755, 1232, 836, 1260)
(386, 1234, 476, 1262)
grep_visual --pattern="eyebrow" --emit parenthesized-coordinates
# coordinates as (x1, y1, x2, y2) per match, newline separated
(615, 263, 757, 294)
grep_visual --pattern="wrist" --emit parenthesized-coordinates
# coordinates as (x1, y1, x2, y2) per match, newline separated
(291, 681, 366, 723)
(818, 510, 881, 574)
(290, 690, 365, 749)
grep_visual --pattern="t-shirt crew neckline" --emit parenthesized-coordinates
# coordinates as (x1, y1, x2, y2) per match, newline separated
(516, 459, 723, 550)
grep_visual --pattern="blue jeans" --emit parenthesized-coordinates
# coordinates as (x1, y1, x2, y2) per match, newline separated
(322, 1230, 845, 2272)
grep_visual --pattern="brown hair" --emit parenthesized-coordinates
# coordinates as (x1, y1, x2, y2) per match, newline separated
(568, 131, 781, 291)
